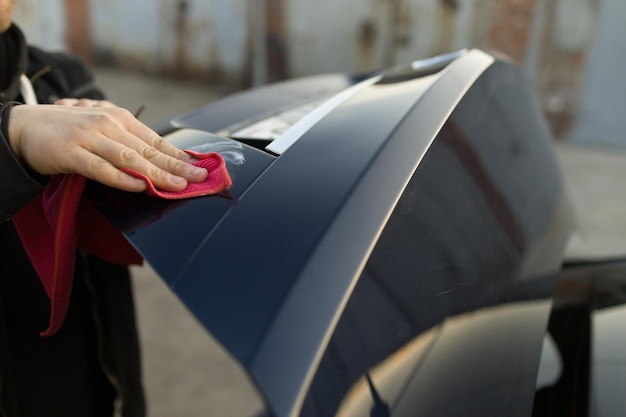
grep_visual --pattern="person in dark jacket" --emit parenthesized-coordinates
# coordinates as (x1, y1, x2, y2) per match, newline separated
(0, 2, 208, 416)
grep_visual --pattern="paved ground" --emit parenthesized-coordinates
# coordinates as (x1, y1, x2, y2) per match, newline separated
(556, 142, 626, 260)
(93, 67, 626, 417)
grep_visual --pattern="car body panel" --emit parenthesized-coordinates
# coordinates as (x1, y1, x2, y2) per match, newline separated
(93, 49, 575, 417)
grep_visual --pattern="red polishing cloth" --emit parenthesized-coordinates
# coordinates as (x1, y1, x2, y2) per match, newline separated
(12, 151, 231, 336)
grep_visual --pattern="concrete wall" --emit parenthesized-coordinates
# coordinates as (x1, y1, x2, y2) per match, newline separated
(569, 0, 626, 146)
(15, 0, 250, 84)
(89, 0, 249, 83)
(286, 0, 487, 77)
(13, 0, 495, 81)
(12, 0, 605, 138)
(13, 0, 66, 51)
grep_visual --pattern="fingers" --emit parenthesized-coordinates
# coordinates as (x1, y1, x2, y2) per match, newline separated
(88, 109, 209, 189)
(71, 147, 148, 192)
(125, 117, 192, 162)
(84, 131, 207, 191)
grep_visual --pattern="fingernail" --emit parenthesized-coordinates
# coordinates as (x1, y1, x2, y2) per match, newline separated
(171, 175, 186, 184)
(190, 166, 207, 177)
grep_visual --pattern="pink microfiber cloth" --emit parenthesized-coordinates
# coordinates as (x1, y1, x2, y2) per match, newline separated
(13, 150, 231, 336)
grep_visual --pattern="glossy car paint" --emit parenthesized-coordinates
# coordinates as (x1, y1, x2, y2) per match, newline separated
(301, 59, 573, 417)
(96, 50, 576, 417)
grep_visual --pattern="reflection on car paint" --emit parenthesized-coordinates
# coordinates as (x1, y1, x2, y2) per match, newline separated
(188, 139, 246, 166)
(300, 60, 572, 417)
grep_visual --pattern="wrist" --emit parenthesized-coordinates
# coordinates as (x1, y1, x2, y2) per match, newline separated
(0, 101, 24, 158)
(0, 103, 48, 185)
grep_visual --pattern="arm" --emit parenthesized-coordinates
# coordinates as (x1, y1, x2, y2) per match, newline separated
(0, 103, 208, 221)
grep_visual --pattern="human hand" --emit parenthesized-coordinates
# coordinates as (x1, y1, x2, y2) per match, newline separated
(6, 104, 208, 192)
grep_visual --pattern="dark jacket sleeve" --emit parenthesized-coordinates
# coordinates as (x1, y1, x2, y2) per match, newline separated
(28, 47, 106, 103)
(0, 129, 47, 223)
(0, 47, 106, 222)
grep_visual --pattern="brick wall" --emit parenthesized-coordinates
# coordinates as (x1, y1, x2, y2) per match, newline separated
(64, 0, 93, 63)
(486, 0, 537, 64)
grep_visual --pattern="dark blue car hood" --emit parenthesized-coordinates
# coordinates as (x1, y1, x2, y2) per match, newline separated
(92, 50, 574, 417)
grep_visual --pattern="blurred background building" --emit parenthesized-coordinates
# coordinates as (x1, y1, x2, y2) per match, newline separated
(12, 0, 624, 143)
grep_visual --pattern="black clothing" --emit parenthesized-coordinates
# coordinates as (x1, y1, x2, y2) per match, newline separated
(0, 24, 24, 97)
(0, 24, 145, 417)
